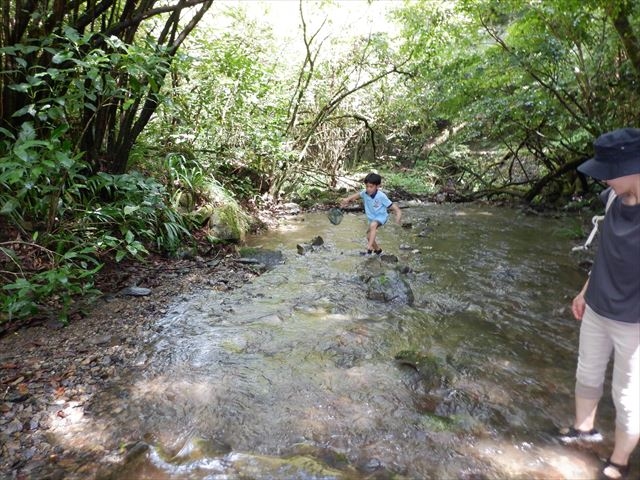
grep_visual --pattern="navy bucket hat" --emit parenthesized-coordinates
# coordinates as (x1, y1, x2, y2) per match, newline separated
(578, 127, 640, 180)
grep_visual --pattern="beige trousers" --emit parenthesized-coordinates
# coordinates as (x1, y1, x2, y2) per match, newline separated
(575, 305, 640, 435)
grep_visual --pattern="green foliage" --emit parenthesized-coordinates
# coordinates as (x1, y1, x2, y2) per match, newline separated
(138, 16, 290, 201)
(0, 4, 214, 326)
(0, 151, 193, 325)
(0, 122, 87, 233)
(380, 171, 436, 197)
(1, 241, 101, 323)
(78, 171, 192, 255)
(386, 0, 639, 199)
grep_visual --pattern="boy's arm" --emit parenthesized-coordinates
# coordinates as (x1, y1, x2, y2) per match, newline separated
(340, 192, 361, 208)
(389, 203, 402, 224)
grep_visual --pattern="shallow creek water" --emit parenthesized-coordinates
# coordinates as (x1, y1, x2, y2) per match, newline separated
(97, 203, 635, 479)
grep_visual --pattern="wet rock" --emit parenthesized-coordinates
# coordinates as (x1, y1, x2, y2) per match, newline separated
(394, 350, 456, 389)
(296, 235, 327, 255)
(356, 256, 414, 305)
(239, 248, 284, 270)
(363, 269, 414, 306)
(297, 243, 314, 255)
(361, 457, 383, 472)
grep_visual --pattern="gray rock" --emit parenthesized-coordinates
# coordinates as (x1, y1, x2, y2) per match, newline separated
(310, 236, 324, 246)
(89, 335, 112, 345)
(119, 286, 152, 297)
(239, 249, 284, 270)
(296, 243, 314, 255)
(364, 269, 414, 306)
(4, 419, 23, 435)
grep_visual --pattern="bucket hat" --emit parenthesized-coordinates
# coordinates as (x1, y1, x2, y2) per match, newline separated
(578, 127, 640, 180)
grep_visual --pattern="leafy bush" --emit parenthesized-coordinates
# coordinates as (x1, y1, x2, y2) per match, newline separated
(0, 163, 194, 325)
(0, 239, 101, 323)
(78, 170, 193, 256)
(380, 171, 436, 196)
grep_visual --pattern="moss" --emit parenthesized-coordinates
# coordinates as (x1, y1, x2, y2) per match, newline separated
(217, 204, 245, 240)
(238, 246, 259, 256)
(420, 413, 454, 432)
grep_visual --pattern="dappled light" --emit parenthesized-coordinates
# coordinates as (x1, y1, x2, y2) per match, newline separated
(2, 0, 639, 478)
(16, 204, 632, 479)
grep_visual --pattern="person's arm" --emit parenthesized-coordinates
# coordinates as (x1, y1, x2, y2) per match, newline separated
(571, 278, 589, 321)
(340, 192, 361, 208)
(389, 203, 402, 225)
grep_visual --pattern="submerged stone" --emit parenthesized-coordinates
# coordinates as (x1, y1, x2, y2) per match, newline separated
(239, 248, 284, 270)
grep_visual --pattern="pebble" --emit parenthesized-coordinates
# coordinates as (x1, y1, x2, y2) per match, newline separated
(119, 286, 152, 296)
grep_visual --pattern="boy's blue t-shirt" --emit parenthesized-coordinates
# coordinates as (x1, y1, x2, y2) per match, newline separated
(360, 189, 392, 224)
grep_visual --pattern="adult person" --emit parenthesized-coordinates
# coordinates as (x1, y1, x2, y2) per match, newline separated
(559, 128, 640, 480)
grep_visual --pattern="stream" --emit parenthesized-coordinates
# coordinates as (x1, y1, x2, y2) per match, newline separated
(87, 202, 635, 479)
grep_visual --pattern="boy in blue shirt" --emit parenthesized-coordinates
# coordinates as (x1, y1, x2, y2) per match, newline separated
(340, 172, 402, 255)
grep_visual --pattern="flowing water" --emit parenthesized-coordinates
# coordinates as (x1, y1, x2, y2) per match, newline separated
(92, 203, 636, 479)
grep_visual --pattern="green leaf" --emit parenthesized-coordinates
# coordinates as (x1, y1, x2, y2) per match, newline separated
(52, 51, 75, 64)
(0, 198, 19, 214)
(123, 205, 139, 215)
(8, 83, 31, 93)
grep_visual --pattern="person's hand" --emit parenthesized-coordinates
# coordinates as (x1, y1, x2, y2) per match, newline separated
(339, 199, 348, 208)
(571, 292, 586, 321)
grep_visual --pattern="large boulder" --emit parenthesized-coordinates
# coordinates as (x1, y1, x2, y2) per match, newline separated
(357, 256, 414, 306)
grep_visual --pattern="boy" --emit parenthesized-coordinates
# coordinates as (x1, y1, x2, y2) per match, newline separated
(340, 172, 402, 255)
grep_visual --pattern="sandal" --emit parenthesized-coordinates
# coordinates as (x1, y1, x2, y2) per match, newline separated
(599, 458, 629, 480)
(557, 426, 603, 443)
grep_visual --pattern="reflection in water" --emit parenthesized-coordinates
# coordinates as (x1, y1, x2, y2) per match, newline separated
(95, 203, 636, 479)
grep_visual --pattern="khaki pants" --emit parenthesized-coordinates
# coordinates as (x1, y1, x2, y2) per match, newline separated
(575, 305, 640, 435)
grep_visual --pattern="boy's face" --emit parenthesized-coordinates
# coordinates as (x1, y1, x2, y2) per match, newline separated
(365, 182, 379, 195)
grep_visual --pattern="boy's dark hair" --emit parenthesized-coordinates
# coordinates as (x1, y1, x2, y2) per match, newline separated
(363, 173, 382, 185)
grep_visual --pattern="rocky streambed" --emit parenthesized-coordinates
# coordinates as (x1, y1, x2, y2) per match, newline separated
(0, 254, 263, 480)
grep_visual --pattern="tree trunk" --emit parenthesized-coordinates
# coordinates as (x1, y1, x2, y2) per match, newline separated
(609, 1, 640, 76)
(0, 0, 214, 174)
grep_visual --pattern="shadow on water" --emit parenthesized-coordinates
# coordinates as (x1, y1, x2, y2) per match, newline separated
(80, 203, 637, 479)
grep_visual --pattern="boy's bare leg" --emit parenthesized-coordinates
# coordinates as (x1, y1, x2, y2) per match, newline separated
(367, 222, 380, 251)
